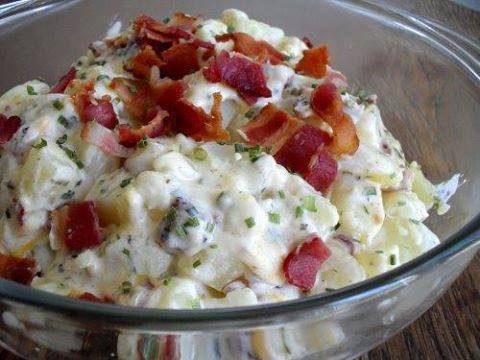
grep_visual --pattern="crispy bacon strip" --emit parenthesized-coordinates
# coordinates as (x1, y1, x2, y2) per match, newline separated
(304, 148, 338, 193)
(216, 33, 284, 65)
(53, 201, 102, 252)
(282, 235, 330, 291)
(310, 82, 358, 155)
(161, 42, 200, 80)
(134, 15, 192, 48)
(0, 114, 21, 146)
(169, 12, 198, 30)
(129, 45, 165, 79)
(81, 121, 133, 158)
(203, 50, 271, 105)
(239, 103, 303, 153)
(0, 254, 35, 285)
(51, 67, 77, 94)
(295, 46, 329, 79)
(118, 107, 169, 147)
(78, 292, 114, 304)
(173, 93, 229, 141)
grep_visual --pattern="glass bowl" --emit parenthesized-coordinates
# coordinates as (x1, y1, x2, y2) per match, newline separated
(0, 0, 479, 359)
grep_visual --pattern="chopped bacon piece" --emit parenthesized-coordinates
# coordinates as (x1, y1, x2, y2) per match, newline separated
(216, 33, 284, 65)
(51, 67, 77, 94)
(304, 148, 338, 192)
(161, 42, 200, 79)
(129, 45, 165, 79)
(0, 254, 35, 285)
(274, 125, 332, 175)
(57, 201, 102, 251)
(134, 15, 192, 50)
(151, 79, 186, 113)
(282, 235, 330, 291)
(0, 114, 21, 145)
(325, 67, 348, 89)
(191, 38, 214, 50)
(295, 46, 329, 79)
(81, 96, 118, 130)
(81, 121, 133, 158)
(173, 93, 229, 141)
(169, 12, 198, 29)
(78, 292, 114, 304)
(203, 51, 271, 105)
(118, 107, 169, 147)
(310, 82, 358, 155)
(239, 103, 303, 152)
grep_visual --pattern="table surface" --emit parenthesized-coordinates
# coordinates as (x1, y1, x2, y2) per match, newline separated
(1, 0, 479, 359)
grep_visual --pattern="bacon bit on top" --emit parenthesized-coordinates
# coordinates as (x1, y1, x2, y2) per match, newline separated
(274, 124, 332, 175)
(0, 254, 36, 285)
(81, 96, 118, 130)
(282, 234, 330, 291)
(134, 15, 192, 49)
(173, 92, 230, 142)
(54, 201, 102, 252)
(161, 42, 201, 80)
(304, 148, 338, 193)
(78, 292, 114, 304)
(128, 45, 165, 79)
(50, 67, 77, 94)
(81, 120, 133, 158)
(310, 82, 358, 155)
(118, 107, 169, 147)
(295, 46, 329, 79)
(216, 33, 284, 65)
(240, 103, 303, 153)
(203, 50, 271, 105)
(0, 114, 21, 146)
(168, 12, 198, 29)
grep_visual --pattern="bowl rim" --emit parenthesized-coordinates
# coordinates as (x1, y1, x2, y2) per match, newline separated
(0, 0, 479, 331)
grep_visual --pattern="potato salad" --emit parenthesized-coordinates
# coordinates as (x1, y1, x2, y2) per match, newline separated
(0, 9, 458, 309)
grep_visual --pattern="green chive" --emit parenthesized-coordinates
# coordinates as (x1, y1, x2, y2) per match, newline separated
(268, 212, 280, 224)
(325, 287, 335, 292)
(209, 244, 218, 249)
(248, 145, 262, 162)
(389, 254, 397, 266)
(363, 205, 370, 214)
(60, 190, 75, 200)
(190, 298, 201, 309)
(245, 217, 256, 228)
(397, 201, 406, 206)
(295, 206, 304, 218)
(163, 276, 172, 286)
(52, 99, 64, 110)
(227, 25, 235, 33)
(389, 173, 396, 179)
(409, 218, 420, 225)
(96, 74, 110, 81)
(137, 136, 148, 149)
(162, 17, 170, 23)
(184, 217, 200, 227)
(302, 196, 317, 212)
(375, 250, 384, 254)
(244, 109, 255, 118)
(206, 222, 215, 233)
(62, 147, 84, 169)
(176, 225, 188, 238)
(56, 134, 67, 145)
(121, 281, 132, 294)
(32, 138, 47, 149)
(165, 208, 177, 225)
(120, 178, 133, 188)
(363, 187, 377, 196)
(192, 147, 207, 161)
(278, 190, 286, 199)
(79, 72, 87, 80)
(216, 191, 225, 203)
(27, 85, 37, 95)
(57, 115, 71, 129)
(234, 143, 246, 153)
(311, 83, 318, 89)
(122, 248, 130, 257)
(192, 259, 202, 268)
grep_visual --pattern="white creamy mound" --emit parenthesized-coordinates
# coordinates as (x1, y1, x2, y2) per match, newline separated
(0, 9, 457, 310)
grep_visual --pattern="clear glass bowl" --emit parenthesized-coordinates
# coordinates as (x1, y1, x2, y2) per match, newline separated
(0, 1, 479, 359)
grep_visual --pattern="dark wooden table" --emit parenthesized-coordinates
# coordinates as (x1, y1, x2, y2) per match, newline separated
(1, 1, 479, 359)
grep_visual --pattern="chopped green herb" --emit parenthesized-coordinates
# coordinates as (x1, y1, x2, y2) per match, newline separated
(268, 212, 280, 224)
(137, 136, 148, 149)
(375, 250, 384, 254)
(52, 99, 64, 110)
(334, 223, 341, 230)
(192, 259, 202, 268)
(163, 276, 172, 286)
(389, 173, 396, 179)
(209, 244, 218, 249)
(363, 187, 377, 196)
(295, 205, 304, 218)
(245, 217, 256, 228)
(302, 196, 317, 212)
(325, 288, 335, 292)
(60, 190, 75, 200)
(206, 222, 215, 233)
(56, 134, 67, 145)
(244, 109, 255, 118)
(122, 248, 130, 257)
(311, 83, 318, 89)
(184, 216, 200, 227)
(283, 54, 294, 61)
(432, 195, 442, 211)
(96, 74, 110, 81)
(121, 281, 132, 294)
(248, 145, 262, 162)
(234, 143, 246, 153)
(162, 16, 170, 23)
(57, 115, 71, 129)
(363, 205, 370, 214)
(397, 201, 406, 206)
(278, 190, 286, 199)
(62, 147, 84, 169)
(389, 254, 397, 266)
(227, 25, 235, 33)
(190, 298, 201, 309)
(79, 72, 87, 80)
(409, 218, 420, 225)
(175, 225, 188, 238)
(216, 191, 225, 203)
(192, 147, 207, 160)
(32, 138, 47, 149)
(120, 178, 133, 188)
(27, 85, 37, 95)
